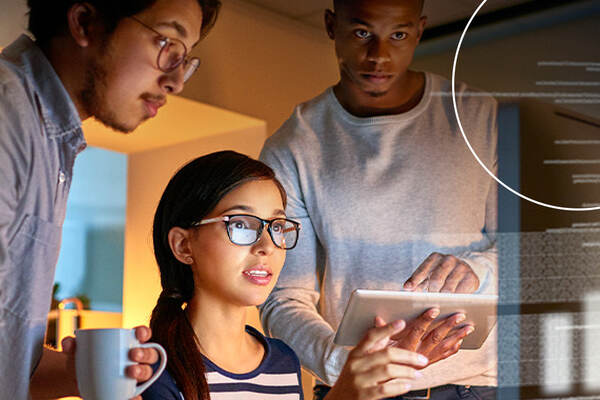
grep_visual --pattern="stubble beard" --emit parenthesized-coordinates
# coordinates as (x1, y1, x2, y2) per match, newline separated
(79, 50, 137, 133)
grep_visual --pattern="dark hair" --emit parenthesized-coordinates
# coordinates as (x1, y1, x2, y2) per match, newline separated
(27, 0, 221, 46)
(333, 0, 424, 14)
(150, 151, 286, 400)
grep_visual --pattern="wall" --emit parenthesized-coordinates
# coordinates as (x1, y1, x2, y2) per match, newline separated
(182, 0, 339, 135)
(412, 1, 600, 119)
(54, 147, 127, 312)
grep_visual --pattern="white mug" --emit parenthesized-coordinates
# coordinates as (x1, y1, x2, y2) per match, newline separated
(75, 328, 167, 400)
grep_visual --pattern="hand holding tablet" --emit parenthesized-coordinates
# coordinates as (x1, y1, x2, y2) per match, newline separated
(334, 289, 498, 351)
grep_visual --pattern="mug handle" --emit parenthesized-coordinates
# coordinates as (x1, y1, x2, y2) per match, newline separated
(132, 342, 168, 397)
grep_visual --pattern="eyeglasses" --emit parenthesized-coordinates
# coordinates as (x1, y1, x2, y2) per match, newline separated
(129, 17, 200, 83)
(192, 214, 301, 250)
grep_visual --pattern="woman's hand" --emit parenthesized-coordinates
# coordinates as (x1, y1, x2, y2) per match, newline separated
(325, 320, 429, 400)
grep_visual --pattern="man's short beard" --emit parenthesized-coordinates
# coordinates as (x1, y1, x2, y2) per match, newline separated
(79, 48, 135, 133)
(365, 90, 388, 98)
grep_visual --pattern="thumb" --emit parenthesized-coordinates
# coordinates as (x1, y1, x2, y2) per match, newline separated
(356, 319, 406, 355)
(61, 336, 76, 355)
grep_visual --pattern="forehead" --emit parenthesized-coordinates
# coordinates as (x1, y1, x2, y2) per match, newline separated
(217, 180, 285, 213)
(135, 0, 204, 44)
(336, 0, 422, 25)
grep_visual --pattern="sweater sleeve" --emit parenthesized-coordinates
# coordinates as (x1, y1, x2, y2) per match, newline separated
(456, 97, 499, 296)
(259, 132, 350, 385)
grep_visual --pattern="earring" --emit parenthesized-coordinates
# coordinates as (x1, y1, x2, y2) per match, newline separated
(185, 256, 194, 264)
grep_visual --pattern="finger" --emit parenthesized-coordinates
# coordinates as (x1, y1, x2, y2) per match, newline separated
(129, 347, 160, 365)
(355, 320, 406, 356)
(134, 325, 152, 342)
(125, 364, 154, 383)
(404, 253, 442, 290)
(455, 272, 480, 293)
(440, 264, 467, 293)
(427, 325, 474, 364)
(428, 256, 458, 292)
(374, 316, 387, 328)
(395, 308, 439, 348)
(360, 363, 421, 387)
(370, 379, 415, 400)
(61, 336, 76, 354)
(418, 313, 465, 355)
(352, 347, 429, 374)
(415, 277, 429, 293)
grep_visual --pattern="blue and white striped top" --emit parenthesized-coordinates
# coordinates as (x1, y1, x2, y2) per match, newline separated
(142, 326, 304, 400)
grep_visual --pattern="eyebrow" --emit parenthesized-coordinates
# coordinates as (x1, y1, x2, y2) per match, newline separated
(155, 21, 188, 38)
(155, 20, 202, 48)
(221, 205, 287, 217)
(349, 17, 414, 29)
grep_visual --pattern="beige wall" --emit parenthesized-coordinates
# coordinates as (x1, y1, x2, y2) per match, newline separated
(181, 0, 339, 135)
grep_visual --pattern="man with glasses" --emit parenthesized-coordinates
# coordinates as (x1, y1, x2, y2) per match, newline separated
(260, 0, 498, 399)
(0, 0, 220, 397)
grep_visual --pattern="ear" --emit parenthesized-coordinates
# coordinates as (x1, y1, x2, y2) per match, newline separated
(324, 9, 336, 40)
(415, 15, 427, 43)
(66, 3, 97, 47)
(168, 227, 195, 265)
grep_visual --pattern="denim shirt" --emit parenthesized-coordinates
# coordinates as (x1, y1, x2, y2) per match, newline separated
(0, 35, 86, 399)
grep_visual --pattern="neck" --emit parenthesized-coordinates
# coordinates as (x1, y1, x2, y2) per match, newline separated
(334, 70, 425, 118)
(186, 292, 263, 373)
(41, 37, 90, 121)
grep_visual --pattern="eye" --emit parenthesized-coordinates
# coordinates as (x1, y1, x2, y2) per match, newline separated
(271, 221, 284, 233)
(353, 29, 371, 39)
(157, 37, 169, 49)
(232, 220, 250, 229)
(391, 32, 407, 40)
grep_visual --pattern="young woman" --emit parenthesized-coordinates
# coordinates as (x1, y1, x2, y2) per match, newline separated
(142, 151, 445, 400)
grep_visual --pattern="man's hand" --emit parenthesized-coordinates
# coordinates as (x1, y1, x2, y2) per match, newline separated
(375, 309, 474, 368)
(403, 252, 479, 293)
(325, 320, 429, 400)
(61, 325, 159, 400)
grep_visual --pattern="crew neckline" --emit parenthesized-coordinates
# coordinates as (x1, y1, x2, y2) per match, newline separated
(328, 71, 433, 126)
(201, 325, 271, 379)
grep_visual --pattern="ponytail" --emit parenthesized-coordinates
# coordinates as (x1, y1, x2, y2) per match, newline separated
(150, 289, 210, 400)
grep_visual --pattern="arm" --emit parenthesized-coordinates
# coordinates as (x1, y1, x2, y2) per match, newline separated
(404, 98, 499, 296)
(260, 142, 348, 385)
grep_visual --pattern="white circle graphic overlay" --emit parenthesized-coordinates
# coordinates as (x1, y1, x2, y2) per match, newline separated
(451, 0, 600, 211)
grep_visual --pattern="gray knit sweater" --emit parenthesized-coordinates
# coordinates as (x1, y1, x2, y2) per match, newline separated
(259, 72, 498, 389)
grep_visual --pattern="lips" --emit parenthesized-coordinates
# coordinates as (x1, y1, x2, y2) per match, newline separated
(142, 96, 166, 118)
(242, 265, 273, 286)
(361, 72, 393, 84)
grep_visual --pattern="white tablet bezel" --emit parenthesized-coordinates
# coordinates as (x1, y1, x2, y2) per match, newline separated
(333, 289, 498, 349)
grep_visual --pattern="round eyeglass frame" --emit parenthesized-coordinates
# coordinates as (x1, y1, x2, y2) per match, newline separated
(192, 214, 301, 250)
(128, 16, 200, 83)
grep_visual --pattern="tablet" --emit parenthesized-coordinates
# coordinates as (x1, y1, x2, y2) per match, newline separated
(334, 289, 498, 350)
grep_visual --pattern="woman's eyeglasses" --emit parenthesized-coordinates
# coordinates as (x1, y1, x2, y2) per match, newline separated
(129, 16, 200, 83)
(192, 214, 301, 250)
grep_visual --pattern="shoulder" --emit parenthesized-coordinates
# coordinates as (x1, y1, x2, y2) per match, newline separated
(247, 326, 301, 372)
(263, 88, 333, 150)
(142, 366, 183, 400)
(428, 71, 497, 111)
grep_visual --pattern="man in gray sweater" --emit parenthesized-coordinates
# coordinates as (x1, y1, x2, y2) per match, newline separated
(259, 0, 498, 399)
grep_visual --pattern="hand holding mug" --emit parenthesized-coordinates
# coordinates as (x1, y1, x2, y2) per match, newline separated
(73, 327, 167, 400)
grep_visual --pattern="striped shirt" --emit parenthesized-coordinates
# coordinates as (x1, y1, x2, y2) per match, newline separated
(142, 326, 303, 400)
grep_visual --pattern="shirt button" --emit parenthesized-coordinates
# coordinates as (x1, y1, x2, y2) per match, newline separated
(59, 172, 66, 183)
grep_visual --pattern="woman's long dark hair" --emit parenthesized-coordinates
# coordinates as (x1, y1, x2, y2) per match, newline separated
(150, 151, 286, 400)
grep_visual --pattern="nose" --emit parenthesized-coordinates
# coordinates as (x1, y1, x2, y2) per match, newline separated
(366, 38, 391, 65)
(160, 65, 186, 94)
(251, 227, 276, 256)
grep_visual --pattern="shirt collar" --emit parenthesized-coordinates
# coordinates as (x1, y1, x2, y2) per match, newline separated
(2, 35, 83, 140)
